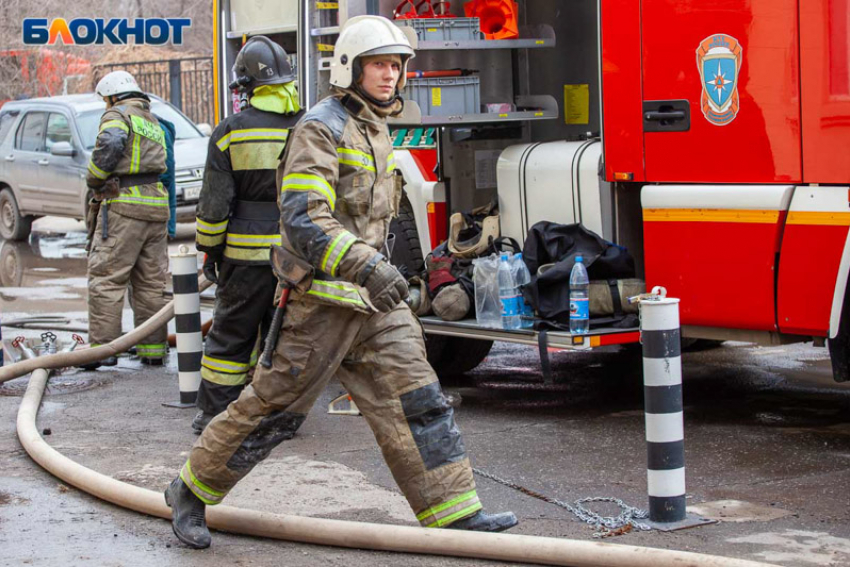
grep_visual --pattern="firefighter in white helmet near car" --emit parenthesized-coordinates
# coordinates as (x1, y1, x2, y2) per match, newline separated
(164, 15, 518, 549)
(80, 70, 168, 370)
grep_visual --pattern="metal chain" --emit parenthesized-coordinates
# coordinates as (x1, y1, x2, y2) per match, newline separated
(473, 468, 651, 538)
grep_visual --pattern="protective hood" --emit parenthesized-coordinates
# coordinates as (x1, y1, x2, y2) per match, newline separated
(249, 83, 301, 115)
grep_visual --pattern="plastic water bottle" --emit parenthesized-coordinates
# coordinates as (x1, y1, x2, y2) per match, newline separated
(512, 253, 534, 329)
(498, 253, 521, 330)
(569, 255, 590, 335)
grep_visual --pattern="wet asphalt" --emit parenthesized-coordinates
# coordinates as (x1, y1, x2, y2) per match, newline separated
(1, 219, 850, 566)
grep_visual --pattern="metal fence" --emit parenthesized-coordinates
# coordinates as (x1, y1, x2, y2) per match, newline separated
(93, 57, 214, 126)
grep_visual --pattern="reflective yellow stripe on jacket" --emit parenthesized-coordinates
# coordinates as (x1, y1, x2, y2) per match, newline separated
(100, 119, 129, 133)
(306, 280, 366, 308)
(337, 148, 376, 172)
(196, 218, 228, 247)
(223, 233, 282, 262)
(320, 230, 357, 277)
(217, 128, 290, 152)
(88, 160, 109, 180)
(281, 173, 336, 210)
(105, 184, 169, 208)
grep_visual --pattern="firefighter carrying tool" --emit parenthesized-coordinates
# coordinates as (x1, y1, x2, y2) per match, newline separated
(192, 36, 304, 434)
(80, 70, 169, 370)
(164, 16, 517, 550)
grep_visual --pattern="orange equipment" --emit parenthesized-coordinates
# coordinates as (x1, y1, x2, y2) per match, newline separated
(463, 0, 519, 39)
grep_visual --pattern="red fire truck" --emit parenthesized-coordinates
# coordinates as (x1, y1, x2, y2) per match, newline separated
(213, 0, 850, 382)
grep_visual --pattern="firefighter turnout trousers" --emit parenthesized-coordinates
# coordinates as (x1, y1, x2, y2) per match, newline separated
(181, 298, 482, 527)
(196, 263, 276, 415)
(87, 210, 168, 357)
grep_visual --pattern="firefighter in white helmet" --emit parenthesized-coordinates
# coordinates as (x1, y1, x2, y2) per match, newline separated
(80, 70, 168, 370)
(164, 15, 518, 549)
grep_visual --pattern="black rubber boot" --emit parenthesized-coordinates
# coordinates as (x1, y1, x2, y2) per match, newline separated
(191, 410, 214, 435)
(77, 356, 117, 371)
(445, 510, 518, 533)
(140, 357, 164, 366)
(164, 477, 211, 549)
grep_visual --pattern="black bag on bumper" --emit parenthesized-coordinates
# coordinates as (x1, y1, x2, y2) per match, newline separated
(521, 221, 638, 325)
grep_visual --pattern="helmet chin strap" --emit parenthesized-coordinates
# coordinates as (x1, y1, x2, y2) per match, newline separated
(353, 82, 401, 109)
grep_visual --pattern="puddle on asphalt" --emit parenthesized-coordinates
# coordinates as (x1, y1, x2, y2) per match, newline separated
(0, 231, 89, 314)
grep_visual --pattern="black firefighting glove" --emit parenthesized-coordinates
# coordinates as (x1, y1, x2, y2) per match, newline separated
(202, 251, 223, 285)
(362, 258, 409, 313)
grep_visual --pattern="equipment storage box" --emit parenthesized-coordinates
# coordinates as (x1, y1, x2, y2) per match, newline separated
(405, 76, 480, 116)
(395, 17, 483, 42)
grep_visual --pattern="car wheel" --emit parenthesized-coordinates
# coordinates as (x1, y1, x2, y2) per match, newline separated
(0, 240, 23, 287)
(0, 188, 33, 241)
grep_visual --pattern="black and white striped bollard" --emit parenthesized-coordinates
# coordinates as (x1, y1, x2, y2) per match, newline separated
(164, 245, 202, 408)
(639, 286, 712, 530)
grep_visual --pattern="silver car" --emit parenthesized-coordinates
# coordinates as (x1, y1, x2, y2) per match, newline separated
(0, 93, 210, 241)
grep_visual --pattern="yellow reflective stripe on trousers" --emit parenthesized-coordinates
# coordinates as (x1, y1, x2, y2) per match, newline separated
(180, 460, 225, 505)
(337, 148, 376, 172)
(320, 230, 357, 276)
(217, 128, 290, 152)
(416, 490, 482, 528)
(223, 246, 272, 262)
(136, 343, 166, 357)
(88, 160, 109, 180)
(306, 280, 366, 307)
(197, 218, 229, 235)
(281, 173, 336, 210)
(100, 119, 129, 133)
(225, 233, 282, 247)
(201, 354, 250, 374)
(201, 366, 248, 386)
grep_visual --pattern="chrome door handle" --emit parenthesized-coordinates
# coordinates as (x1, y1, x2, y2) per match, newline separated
(3, 155, 13, 162)
(37, 159, 49, 166)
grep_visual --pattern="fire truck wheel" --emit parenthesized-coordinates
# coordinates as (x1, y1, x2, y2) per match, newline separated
(388, 193, 424, 277)
(0, 188, 33, 241)
(829, 287, 850, 382)
(426, 335, 493, 386)
(680, 338, 724, 351)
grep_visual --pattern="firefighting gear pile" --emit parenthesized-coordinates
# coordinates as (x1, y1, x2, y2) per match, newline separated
(84, 89, 169, 361)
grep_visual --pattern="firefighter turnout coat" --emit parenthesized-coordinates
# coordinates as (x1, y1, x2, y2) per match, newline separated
(85, 96, 169, 358)
(194, 106, 303, 410)
(182, 90, 483, 528)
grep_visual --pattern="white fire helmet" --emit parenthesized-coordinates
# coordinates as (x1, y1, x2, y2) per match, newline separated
(95, 71, 142, 98)
(330, 15, 415, 91)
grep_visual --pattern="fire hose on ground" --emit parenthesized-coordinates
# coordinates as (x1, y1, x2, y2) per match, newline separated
(6, 276, 781, 567)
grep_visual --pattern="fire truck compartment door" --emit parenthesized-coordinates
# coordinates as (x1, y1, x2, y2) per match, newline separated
(777, 186, 850, 337)
(642, 185, 793, 331)
(497, 140, 609, 246)
(640, 0, 801, 183)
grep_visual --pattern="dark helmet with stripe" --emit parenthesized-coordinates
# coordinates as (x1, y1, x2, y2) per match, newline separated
(230, 36, 295, 92)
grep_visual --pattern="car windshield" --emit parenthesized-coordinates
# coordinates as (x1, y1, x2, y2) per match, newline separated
(76, 101, 203, 150)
